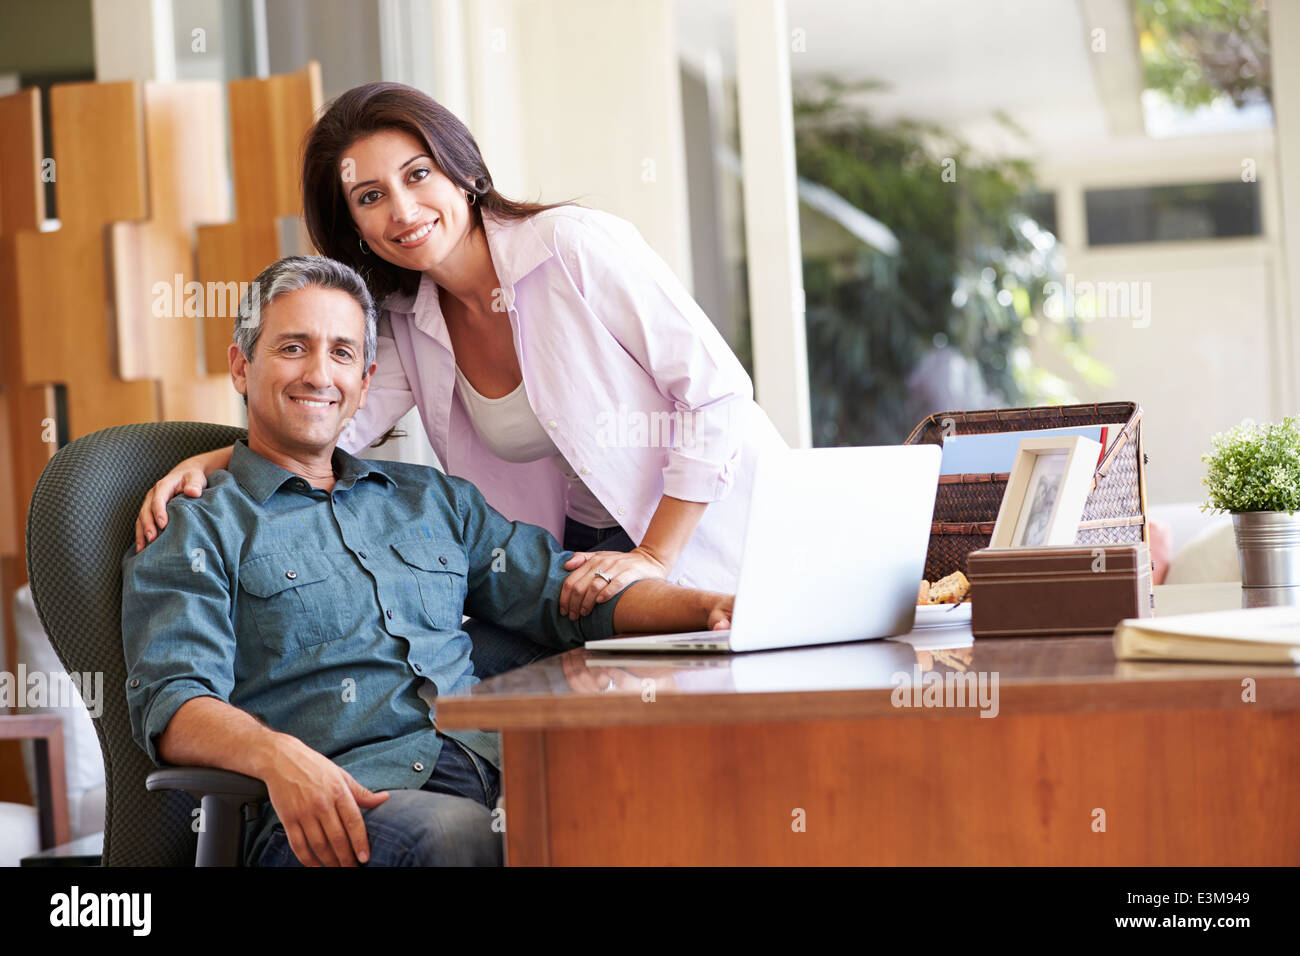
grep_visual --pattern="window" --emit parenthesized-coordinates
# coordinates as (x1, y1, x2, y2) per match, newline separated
(1085, 181, 1262, 245)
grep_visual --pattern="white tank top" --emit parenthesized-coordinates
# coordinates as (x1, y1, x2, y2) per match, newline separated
(453, 367, 620, 529)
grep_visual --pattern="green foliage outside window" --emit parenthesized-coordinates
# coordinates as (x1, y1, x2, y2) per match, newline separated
(1136, 0, 1271, 110)
(792, 79, 1109, 446)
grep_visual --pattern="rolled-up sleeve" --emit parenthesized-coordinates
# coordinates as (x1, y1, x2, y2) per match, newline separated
(337, 312, 417, 455)
(555, 212, 752, 503)
(121, 506, 237, 766)
(452, 475, 625, 647)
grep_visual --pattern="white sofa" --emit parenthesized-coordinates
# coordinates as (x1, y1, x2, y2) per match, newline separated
(1148, 502, 1240, 585)
(0, 585, 105, 866)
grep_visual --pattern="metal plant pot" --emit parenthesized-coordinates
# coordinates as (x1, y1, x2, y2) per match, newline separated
(1233, 511, 1300, 607)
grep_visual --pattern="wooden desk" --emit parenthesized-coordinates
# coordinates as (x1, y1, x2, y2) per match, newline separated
(437, 583, 1300, 865)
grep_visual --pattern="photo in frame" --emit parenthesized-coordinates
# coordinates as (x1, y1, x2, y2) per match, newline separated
(990, 436, 1102, 549)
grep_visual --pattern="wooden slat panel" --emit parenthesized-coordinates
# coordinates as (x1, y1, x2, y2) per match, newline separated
(109, 80, 241, 424)
(0, 243, 57, 562)
(0, 88, 56, 801)
(0, 87, 44, 233)
(0, 88, 57, 564)
(200, 62, 321, 373)
(13, 80, 156, 437)
(15, 234, 158, 438)
(46, 81, 148, 223)
(197, 220, 280, 376)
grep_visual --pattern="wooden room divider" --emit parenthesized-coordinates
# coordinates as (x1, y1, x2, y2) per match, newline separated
(198, 63, 322, 373)
(0, 62, 322, 808)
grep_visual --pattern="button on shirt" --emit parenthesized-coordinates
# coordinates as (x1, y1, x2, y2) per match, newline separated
(121, 439, 624, 796)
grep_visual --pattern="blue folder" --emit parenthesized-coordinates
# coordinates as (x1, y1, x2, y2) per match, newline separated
(938, 424, 1113, 475)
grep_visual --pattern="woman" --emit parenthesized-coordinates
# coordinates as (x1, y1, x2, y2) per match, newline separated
(135, 81, 786, 622)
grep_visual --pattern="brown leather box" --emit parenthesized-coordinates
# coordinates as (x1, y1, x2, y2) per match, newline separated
(967, 543, 1154, 638)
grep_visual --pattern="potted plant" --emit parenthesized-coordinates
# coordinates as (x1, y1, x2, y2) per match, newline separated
(1201, 417, 1300, 605)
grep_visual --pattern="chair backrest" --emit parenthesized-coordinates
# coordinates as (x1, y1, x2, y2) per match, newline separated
(26, 422, 246, 866)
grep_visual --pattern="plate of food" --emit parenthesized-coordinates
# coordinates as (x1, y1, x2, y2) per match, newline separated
(914, 571, 972, 628)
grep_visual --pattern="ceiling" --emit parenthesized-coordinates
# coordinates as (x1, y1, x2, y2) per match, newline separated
(677, 0, 1137, 159)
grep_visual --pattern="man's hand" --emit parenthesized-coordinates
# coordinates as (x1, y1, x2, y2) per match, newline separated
(561, 546, 668, 620)
(263, 735, 389, 867)
(706, 594, 734, 630)
(606, 580, 735, 635)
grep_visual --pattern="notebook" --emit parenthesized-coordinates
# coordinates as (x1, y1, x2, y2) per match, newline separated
(1112, 606, 1300, 663)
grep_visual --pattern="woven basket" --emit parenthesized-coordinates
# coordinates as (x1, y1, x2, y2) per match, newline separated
(904, 401, 1149, 582)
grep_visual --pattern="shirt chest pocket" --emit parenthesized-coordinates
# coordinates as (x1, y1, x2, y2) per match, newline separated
(391, 539, 468, 630)
(239, 552, 339, 650)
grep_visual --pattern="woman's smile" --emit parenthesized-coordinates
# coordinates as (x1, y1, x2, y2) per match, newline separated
(390, 217, 439, 247)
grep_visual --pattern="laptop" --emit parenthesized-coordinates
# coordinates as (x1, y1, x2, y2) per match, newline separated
(585, 444, 941, 654)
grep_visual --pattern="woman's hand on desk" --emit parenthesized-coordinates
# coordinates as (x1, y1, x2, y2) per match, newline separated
(560, 546, 669, 619)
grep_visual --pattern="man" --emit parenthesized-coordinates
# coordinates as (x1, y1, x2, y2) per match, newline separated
(122, 256, 733, 867)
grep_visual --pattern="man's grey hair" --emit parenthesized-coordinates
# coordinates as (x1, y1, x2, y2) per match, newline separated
(234, 255, 377, 371)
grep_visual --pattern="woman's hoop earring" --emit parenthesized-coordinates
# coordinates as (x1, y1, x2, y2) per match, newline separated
(466, 191, 476, 206)
(358, 237, 372, 255)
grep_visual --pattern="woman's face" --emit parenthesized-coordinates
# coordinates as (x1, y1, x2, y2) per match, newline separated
(342, 128, 474, 273)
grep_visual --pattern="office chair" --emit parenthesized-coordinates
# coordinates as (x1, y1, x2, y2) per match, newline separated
(26, 421, 266, 866)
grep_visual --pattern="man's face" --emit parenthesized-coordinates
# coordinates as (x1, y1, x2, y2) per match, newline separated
(229, 285, 376, 460)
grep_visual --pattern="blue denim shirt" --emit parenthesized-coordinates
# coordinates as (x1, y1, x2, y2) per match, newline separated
(121, 439, 623, 794)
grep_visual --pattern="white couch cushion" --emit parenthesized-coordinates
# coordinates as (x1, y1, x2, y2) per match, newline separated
(12, 584, 106, 840)
(0, 801, 39, 867)
(1164, 520, 1241, 585)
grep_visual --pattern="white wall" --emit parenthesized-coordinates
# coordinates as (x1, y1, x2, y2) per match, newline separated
(454, 0, 692, 284)
(264, 0, 381, 101)
(1269, 0, 1300, 423)
(1031, 246, 1276, 505)
(1035, 136, 1287, 505)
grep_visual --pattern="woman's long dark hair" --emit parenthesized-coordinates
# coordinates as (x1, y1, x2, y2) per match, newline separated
(302, 81, 572, 306)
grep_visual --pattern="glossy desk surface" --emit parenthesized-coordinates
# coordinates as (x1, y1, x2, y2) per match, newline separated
(438, 582, 1300, 730)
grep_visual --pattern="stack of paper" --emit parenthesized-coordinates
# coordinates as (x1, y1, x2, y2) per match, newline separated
(1113, 606, 1300, 663)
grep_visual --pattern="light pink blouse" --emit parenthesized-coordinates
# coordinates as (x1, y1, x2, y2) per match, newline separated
(337, 205, 787, 592)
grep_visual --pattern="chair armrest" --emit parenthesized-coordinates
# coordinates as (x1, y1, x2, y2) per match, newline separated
(0, 714, 70, 849)
(146, 766, 269, 801)
(147, 767, 270, 866)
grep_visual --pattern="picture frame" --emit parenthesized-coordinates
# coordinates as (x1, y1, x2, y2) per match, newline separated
(989, 436, 1102, 549)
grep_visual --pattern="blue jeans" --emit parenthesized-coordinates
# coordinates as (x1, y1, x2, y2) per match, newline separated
(251, 736, 503, 867)
(463, 518, 638, 677)
(465, 617, 557, 677)
(562, 516, 636, 554)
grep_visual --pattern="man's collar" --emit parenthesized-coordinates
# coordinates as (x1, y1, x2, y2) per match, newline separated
(229, 438, 397, 503)
(382, 212, 553, 315)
